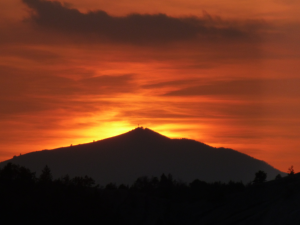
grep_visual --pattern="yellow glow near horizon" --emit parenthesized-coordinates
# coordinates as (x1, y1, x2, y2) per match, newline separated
(84, 122, 135, 141)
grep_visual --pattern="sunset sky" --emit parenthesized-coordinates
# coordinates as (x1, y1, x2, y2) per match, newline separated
(1, 0, 300, 172)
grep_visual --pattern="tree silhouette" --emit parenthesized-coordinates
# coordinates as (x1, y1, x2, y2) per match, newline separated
(132, 176, 150, 190)
(0, 162, 36, 187)
(72, 175, 95, 187)
(105, 182, 117, 190)
(253, 170, 267, 184)
(288, 165, 295, 176)
(39, 165, 52, 184)
(3, 163, 298, 224)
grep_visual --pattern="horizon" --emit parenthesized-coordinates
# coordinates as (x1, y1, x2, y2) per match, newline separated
(1, 125, 286, 185)
(1, 0, 300, 172)
(1, 126, 286, 173)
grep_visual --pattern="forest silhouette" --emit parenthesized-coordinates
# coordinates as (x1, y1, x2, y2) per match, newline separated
(1, 162, 299, 224)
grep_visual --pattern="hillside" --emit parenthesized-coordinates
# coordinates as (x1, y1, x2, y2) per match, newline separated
(0, 127, 285, 184)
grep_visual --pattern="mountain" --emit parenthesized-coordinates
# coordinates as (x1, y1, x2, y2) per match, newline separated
(0, 127, 285, 185)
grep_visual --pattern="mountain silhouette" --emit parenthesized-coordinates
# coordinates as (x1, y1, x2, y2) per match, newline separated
(0, 127, 285, 184)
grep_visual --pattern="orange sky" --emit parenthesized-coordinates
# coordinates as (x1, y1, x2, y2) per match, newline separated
(1, 0, 300, 173)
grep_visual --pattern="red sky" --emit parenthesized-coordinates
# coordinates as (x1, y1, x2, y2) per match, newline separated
(1, 0, 300, 173)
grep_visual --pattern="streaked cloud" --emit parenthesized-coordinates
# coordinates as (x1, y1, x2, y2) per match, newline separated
(163, 79, 263, 97)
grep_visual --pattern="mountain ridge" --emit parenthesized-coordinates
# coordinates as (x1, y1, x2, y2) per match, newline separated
(0, 127, 285, 184)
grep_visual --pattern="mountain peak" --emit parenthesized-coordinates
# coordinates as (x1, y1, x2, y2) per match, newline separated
(107, 126, 170, 144)
(0, 127, 285, 185)
(131, 127, 169, 137)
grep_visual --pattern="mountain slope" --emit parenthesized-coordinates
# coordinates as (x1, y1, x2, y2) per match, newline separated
(0, 127, 285, 184)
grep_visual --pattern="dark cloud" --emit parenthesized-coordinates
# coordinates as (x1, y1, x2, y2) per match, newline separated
(22, 0, 263, 44)
(163, 79, 263, 98)
(176, 101, 263, 119)
(142, 79, 198, 89)
(162, 78, 300, 99)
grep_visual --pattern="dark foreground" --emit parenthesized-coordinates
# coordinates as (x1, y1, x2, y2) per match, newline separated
(0, 163, 299, 225)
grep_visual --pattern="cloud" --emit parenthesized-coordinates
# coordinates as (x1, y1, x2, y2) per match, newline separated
(161, 78, 300, 100)
(163, 79, 263, 98)
(118, 108, 197, 120)
(3, 47, 61, 63)
(22, 0, 263, 44)
(80, 74, 136, 94)
(0, 65, 135, 97)
(0, 64, 136, 116)
(142, 79, 198, 89)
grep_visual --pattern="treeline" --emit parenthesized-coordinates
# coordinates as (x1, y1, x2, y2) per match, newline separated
(0, 163, 286, 224)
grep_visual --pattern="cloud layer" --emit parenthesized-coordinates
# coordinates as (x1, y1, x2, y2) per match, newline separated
(22, 0, 263, 44)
